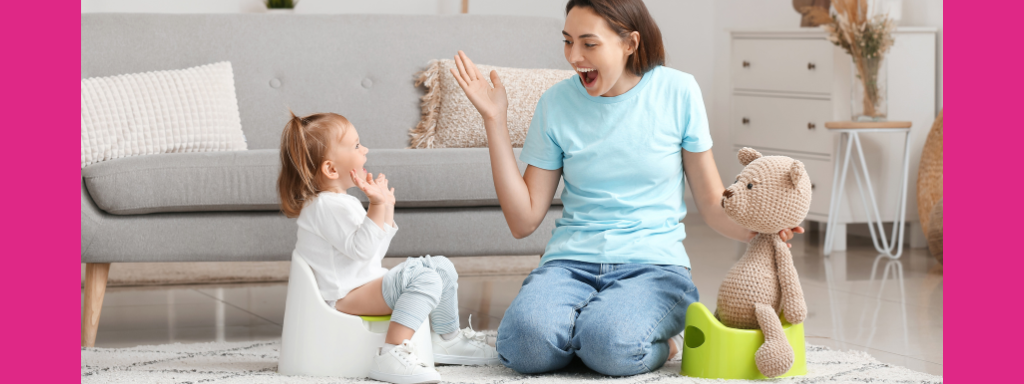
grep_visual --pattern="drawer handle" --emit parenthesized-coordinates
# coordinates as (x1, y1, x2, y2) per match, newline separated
(742, 61, 750, 68)
(808, 62, 816, 70)
(742, 117, 750, 125)
(807, 122, 816, 130)
(812, 183, 817, 190)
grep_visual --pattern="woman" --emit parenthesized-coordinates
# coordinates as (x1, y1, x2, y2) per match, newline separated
(450, 0, 801, 376)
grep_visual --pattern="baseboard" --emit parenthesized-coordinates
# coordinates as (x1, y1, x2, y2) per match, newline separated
(81, 255, 542, 287)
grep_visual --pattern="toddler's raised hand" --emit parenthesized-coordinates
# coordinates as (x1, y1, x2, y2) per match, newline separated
(351, 170, 387, 206)
(376, 173, 396, 206)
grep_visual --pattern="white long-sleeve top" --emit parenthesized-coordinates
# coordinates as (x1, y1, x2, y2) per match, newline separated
(293, 191, 397, 304)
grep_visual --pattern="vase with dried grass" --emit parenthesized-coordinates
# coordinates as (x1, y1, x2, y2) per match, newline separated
(823, 0, 896, 121)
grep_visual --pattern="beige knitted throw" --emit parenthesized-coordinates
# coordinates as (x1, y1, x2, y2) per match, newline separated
(717, 148, 812, 378)
(409, 59, 574, 149)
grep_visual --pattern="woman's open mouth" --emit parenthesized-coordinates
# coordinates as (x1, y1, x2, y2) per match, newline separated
(578, 67, 599, 89)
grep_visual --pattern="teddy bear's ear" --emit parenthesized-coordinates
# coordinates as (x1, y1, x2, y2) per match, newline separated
(738, 147, 763, 166)
(790, 160, 807, 188)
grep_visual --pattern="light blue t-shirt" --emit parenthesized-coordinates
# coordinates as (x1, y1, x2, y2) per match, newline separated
(520, 65, 712, 267)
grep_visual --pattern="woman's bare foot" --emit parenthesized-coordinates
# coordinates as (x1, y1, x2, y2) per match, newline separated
(666, 331, 685, 362)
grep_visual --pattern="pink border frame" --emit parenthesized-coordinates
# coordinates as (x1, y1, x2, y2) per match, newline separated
(3, 1, 80, 382)
(946, 0, 1008, 382)
(10, 0, 1010, 381)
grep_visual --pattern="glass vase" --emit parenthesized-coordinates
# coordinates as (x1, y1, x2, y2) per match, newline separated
(850, 55, 888, 121)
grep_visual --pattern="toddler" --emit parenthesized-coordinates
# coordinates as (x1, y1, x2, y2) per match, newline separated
(277, 112, 498, 384)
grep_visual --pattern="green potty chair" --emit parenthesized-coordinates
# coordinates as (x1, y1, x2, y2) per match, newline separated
(680, 302, 806, 379)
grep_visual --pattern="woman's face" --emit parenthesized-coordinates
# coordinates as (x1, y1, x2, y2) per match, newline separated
(562, 6, 640, 97)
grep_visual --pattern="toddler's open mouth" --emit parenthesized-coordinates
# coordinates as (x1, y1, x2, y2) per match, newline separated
(577, 67, 598, 89)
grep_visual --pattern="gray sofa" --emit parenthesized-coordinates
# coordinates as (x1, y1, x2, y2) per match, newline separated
(80, 14, 567, 346)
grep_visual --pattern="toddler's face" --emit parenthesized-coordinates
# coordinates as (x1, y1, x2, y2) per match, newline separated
(324, 122, 369, 186)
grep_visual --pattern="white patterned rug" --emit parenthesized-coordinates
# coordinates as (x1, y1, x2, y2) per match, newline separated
(81, 339, 942, 384)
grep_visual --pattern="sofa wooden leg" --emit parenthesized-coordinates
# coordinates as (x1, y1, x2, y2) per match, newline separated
(82, 263, 110, 348)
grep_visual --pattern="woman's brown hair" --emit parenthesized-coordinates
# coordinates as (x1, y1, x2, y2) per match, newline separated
(277, 111, 350, 218)
(565, 0, 665, 76)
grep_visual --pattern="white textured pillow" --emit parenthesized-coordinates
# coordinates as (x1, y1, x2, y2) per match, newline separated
(81, 61, 247, 168)
(409, 59, 575, 149)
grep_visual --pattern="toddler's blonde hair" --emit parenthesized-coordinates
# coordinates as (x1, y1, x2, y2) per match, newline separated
(277, 111, 350, 218)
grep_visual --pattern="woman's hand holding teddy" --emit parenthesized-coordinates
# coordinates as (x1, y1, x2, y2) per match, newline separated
(747, 226, 805, 248)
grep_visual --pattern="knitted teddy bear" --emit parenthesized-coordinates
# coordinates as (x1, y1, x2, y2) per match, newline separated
(716, 147, 811, 378)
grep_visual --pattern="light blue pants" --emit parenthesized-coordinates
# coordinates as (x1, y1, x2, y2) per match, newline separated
(381, 255, 460, 335)
(496, 260, 699, 376)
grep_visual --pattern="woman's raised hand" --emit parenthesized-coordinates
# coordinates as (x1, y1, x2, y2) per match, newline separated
(450, 50, 508, 122)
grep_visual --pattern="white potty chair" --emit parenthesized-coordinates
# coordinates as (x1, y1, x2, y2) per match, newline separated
(279, 255, 434, 377)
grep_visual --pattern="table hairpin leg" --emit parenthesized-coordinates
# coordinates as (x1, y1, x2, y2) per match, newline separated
(823, 133, 853, 255)
(823, 128, 912, 259)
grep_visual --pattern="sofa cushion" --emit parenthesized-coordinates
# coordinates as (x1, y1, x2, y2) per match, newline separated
(81, 61, 247, 168)
(82, 148, 563, 215)
(83, 150, 280, 215)
(409, 59, 574, 149)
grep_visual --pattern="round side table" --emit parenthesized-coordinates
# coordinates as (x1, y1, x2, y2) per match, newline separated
(823, 121, 913, 258)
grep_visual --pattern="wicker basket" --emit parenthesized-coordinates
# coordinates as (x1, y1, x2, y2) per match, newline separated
(916, 111, 943, 259)
(927, 199, 943, 263)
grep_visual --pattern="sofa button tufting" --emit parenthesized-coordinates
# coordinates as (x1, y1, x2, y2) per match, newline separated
(269, 78, 282, 88)
(361, 78, 373, 89)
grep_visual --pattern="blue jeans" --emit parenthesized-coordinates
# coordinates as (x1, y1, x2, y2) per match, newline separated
(496, 260, 699, 376)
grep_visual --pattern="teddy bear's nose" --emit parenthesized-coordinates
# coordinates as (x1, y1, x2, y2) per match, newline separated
(723, 189, 734, 199)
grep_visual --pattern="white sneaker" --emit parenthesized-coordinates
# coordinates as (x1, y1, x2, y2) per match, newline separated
(432, 320, 500, 365)
(368, 340, 441, 384)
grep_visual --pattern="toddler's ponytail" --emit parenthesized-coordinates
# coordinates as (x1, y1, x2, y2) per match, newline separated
(277, 111, 350, 218)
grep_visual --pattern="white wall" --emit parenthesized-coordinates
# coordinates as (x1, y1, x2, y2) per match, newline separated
(82, 0, 264, 13)
(82, 0, 942, 183)
(462, 0, 565, 18)
(899, 0, 943, 110)
(298, 0, 453, 14)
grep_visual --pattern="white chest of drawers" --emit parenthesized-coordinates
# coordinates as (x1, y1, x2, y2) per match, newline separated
(728, 28, 937, 248)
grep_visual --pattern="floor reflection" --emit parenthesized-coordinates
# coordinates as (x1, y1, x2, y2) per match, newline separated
(825, 254, 910, 351)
